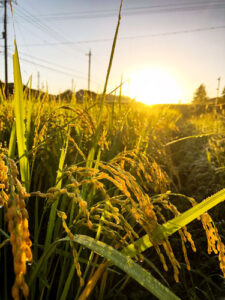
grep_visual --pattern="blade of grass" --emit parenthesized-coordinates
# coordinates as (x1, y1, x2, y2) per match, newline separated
(99, 268, 108, 300)
(165, 132, 216, 146)
(8, 121, 16, 158)
(56, 199, 77, 299)
(70, 235, 180, 300)
(59, 265, 75, 300)
(44, 127, 70, 247)
(13, 39, 30, 191)
(98, 0, 123, 121)
(25, 82, 33, 149)
(86, 0, 123, 168)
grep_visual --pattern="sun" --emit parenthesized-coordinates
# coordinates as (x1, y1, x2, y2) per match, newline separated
(125, 68, 183, 105)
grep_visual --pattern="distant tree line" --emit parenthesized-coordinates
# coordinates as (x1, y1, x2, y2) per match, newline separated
(193, 84, 225, 104)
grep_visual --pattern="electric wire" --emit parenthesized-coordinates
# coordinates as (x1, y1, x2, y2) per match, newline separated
(27, 0, 225, 17)
(4, 1, 225, 22)
(17, 51, 87, 76)
(14, 5, 89, 57)
(7, 51, 102, 86)
(4, 25, 225, 47)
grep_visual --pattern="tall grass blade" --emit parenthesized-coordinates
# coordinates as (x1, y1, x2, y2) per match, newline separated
(59, 266, 75, 300)
(44, 127, 70, 247)
(87, 0, 123, 168)
(25, 79, 33, 148)
(13, 40, 30, 191)
(8, 121, 16, 158)
(166, 132, 216, 146)
(99, 0, 123, 116)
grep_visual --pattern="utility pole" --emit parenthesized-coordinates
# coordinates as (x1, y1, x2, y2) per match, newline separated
(216, 77, 221, 105)
(37, 71, 40, 91)
(71, 78, 74, 91)
(3, 0, 8, 97)
(86, 49, 91, 92)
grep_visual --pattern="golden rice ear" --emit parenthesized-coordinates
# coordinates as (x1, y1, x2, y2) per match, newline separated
(58, 211, 84, 287)
(0, 155, 9, 207)
(200, 212, 225, 276)
(2, 156, 32, 300)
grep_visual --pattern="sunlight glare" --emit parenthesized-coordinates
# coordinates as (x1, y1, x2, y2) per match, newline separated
(126, 68, 183, 105)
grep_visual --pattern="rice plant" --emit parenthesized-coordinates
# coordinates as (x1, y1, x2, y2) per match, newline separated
(1, 1, 225, 299)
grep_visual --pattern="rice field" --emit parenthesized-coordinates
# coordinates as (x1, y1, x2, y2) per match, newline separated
(1, 2, 225, 299)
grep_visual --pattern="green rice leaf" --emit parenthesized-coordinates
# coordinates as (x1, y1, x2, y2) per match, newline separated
(8, 121, 16, 159)
(44, 127, 70, 248)
(67, 235, 180, 300)
(13, 40, 30, 191)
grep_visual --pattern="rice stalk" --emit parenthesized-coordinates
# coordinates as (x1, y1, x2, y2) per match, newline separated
(86, 0, 123, 169)
(44, 126, 70, 248)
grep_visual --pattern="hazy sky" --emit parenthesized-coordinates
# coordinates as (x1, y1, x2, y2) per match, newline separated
(1, 0, 225, 103)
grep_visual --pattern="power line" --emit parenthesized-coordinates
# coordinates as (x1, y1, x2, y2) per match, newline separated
(4, 1, 225, 22)
(17, 51, 87, 76)
(114, 25, 225, 41)
(7, 52, 102, 86)
(14, 5, 89, 57)
(12, 12, 89, 73)
(16, 51, 102, 85)
(3, 25, 225, 47)
(0, 3, 103, 87)
(7, 52, 87, 80)
(10, 4, 108, 80)
(24, 0, 225, 17)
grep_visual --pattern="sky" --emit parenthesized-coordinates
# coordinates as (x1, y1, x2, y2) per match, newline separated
(0, 0, 225, 104)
